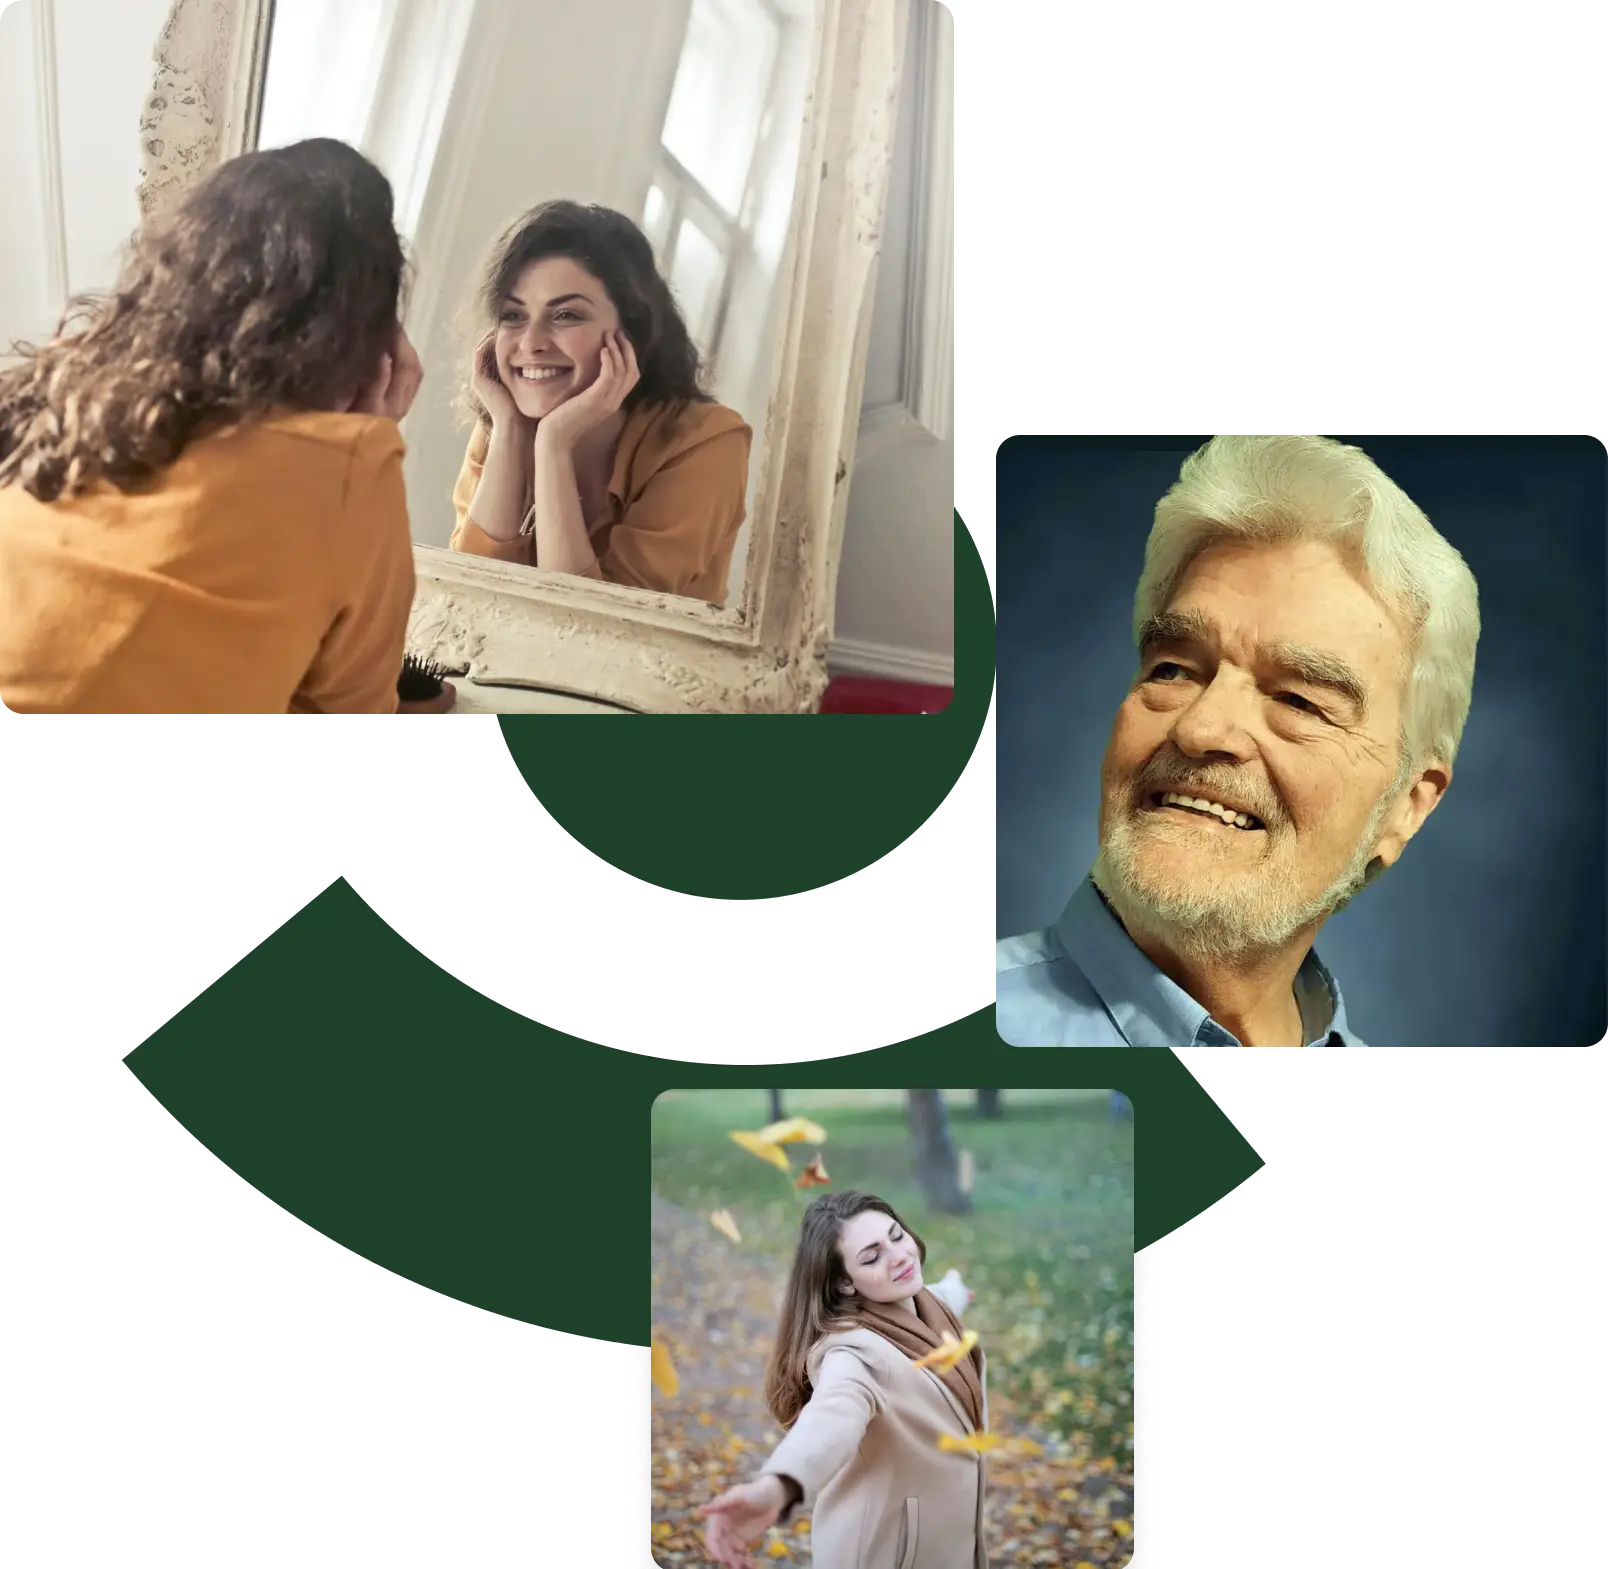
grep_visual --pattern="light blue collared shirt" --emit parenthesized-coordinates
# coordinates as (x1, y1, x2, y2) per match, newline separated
(996, 876, 1366, 1047)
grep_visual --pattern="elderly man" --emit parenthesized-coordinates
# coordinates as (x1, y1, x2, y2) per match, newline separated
(997, 435, 1481, 1047)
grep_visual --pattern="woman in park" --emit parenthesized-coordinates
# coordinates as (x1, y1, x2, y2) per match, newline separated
(698, 1189, 988, 1569)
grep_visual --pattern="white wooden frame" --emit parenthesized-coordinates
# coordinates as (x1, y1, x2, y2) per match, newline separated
(137, 0, 911, 712)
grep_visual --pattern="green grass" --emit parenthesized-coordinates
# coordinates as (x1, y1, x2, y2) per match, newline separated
(650, 1089, 1134, 1462)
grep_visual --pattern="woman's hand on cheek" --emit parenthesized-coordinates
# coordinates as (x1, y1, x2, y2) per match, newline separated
(470, 330, 523, 429)
(348, 354, 393, 419)
(384, 323, 424, 421)
(533, 328, 640, 452)
(352, 323, 424, 422)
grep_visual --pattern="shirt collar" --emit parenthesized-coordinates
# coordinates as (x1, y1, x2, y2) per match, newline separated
(1054, 874, 1358, 1048)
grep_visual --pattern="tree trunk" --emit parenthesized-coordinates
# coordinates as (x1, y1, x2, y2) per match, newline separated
(767, 1089, 785, 1123)
(907, 1090, 971, 1214)
(975, 1088, 1003, 1119)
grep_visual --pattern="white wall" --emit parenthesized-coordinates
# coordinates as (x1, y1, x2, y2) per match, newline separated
(1, 0, 174, 353)
(831, 0, 955, 684)
(0, 1, 55, 355)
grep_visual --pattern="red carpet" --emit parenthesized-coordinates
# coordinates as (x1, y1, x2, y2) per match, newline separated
(819, 675, 953, 713)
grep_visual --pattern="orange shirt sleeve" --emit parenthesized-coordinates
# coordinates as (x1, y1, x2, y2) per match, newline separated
(449, 421, 536, 566)
(290, 420, 415, 714)
(583, 419, 752, 596)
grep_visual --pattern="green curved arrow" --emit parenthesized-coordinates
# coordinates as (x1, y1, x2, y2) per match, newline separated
(124, 880, 1263, 1343)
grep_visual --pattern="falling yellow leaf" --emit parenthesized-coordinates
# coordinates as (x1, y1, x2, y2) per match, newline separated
(710, 1209, 742, 1244)
(650, 1339, 679, 1398)
(912, 1329, 979, 1373)
(1008, 1437, 1044, 1457)
(757, 1116, 827, 1145)
(729, 1130, 791, 1171)
(794, 1155, 830, 1189)
(937, 1430, 1002, 1453)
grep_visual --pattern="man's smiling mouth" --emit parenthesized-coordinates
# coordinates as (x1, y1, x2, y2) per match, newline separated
(1146, 791, 1266, 831)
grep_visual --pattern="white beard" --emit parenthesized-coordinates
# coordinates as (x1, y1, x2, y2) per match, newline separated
(1091, 788, 1394, 963)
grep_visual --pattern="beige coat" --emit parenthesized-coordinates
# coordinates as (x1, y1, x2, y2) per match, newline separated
(760, 1327, 988, 1569)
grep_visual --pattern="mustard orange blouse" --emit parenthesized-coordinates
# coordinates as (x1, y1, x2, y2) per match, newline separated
(0, 411, 415, 713)
(448, 398, 752, 605)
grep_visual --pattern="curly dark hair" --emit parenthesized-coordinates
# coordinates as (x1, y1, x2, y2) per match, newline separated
(0, 138, 406, 502)
(465, 200, 711, 428)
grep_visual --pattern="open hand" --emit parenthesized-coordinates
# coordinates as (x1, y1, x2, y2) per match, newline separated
(534, 328, 640, 451)
(696, 1475, 787, 1568)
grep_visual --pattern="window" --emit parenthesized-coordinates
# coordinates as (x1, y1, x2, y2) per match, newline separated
(646, 0, 794, 375)
(255, 0, 475, 243)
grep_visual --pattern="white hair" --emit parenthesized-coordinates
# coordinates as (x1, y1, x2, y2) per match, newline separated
(1134, 436, 1481, 768)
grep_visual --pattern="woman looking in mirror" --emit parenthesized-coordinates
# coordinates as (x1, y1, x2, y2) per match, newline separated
(696, 1190, 988, 1569)
(452, 201, 751, 605)
(0, 138, 441, 714)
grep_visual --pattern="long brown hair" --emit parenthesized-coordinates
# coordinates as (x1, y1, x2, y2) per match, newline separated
(463, 199, 711, 429)
(764, 1191, 927, 1429)
(0, 138, 405, 502)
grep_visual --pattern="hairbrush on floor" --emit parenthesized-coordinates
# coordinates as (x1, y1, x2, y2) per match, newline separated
(397, 653, 457, 714)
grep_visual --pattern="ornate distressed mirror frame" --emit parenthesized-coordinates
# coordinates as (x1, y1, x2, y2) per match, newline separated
(137, 0, 909, 711)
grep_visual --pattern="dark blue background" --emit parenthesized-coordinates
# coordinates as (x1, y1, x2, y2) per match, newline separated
(996, 436, 1608, 1048)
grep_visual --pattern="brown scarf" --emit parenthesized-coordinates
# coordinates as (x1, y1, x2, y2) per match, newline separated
(852, 1286, 985, 1433)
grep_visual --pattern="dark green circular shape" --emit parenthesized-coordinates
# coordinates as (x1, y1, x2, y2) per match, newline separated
(496, 511, 994, 898)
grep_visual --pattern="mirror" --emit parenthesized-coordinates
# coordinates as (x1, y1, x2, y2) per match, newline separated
(257, 0, 815, 614)
(140, 0, 932, 710)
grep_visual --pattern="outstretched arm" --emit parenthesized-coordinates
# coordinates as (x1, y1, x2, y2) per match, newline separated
(698, 1346, 882, 1567)
(759, 1345, 881, 1508)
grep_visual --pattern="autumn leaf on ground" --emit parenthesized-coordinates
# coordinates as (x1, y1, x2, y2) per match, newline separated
(913, 1329, 979, 1373)
(651, 1339, 680, 1398)
(710, 1209, 742, 1244)
(765, 1539, 790, 1558)
(757, 1116, 827, 1146)
(794, 1156, 830, 1190)
(730, 1130, 791, 1172)
(938, 1430, 1003, 1453)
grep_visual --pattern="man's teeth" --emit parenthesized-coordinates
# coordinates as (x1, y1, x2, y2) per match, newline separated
(1160, 791, 1260, 829)
(518, 366, 568, 380)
